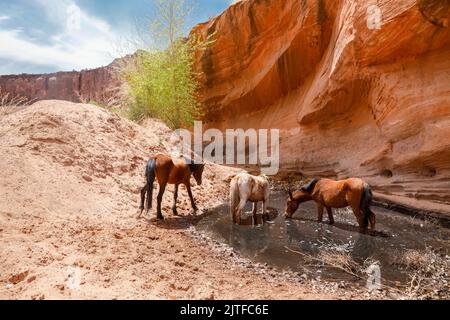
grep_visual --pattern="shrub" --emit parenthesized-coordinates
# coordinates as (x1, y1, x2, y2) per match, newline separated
(121, 0, 213, 129)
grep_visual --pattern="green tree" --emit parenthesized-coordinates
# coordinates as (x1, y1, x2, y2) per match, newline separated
(123, 0, 212, 128)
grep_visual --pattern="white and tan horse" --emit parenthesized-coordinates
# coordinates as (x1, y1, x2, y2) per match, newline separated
(229, 173, 270, 225)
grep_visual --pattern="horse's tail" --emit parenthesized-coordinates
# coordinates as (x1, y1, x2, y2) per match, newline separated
(360, 183, 373, 228)
(229, 178, 240, 223)
(145, 158, 156, 211)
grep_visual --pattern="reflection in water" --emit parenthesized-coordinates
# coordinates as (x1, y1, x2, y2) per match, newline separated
(352, 233, 376, 262)
(197, 192, 449, 284)
(228, 223, 271, 258)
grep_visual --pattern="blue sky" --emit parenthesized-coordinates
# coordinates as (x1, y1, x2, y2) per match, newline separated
(0, 0, 237, 75)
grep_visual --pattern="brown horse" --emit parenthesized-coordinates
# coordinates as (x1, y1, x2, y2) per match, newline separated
(139, 154, 205, 220)
(284, 178, 376, 233)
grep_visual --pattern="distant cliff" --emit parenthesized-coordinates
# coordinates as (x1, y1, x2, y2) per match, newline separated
(0, 59, 123, 105)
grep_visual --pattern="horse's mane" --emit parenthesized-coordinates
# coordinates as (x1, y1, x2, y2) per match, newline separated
(184, 156, 205, 173)
(301, 178, 319, 194)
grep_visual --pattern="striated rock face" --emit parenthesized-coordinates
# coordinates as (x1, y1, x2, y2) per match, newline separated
(193, 0, 450, 215)
(0, 60, 122, 105)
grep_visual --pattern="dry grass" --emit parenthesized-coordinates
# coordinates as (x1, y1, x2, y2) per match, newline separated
(84, 84, 129, 118)
(316, 250, 362, 277)
(285, 246, 365, 279)
(289, 243, 449, 299)
(0, 89, 32, 117)
(394, 247, 449, 299)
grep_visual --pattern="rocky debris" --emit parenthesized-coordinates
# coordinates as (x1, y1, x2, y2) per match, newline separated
(8, 271, 29, 285)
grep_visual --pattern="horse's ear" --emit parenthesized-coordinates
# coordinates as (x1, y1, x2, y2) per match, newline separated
(288, 191, 294, 200)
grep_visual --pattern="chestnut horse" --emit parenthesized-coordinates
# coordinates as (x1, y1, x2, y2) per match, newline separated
(284, 178, 376, 233)
(139, 154, 205, 220)
(230, 173, 270, 225)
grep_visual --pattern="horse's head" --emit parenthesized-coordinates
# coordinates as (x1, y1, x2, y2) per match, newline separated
(284, 190, 311, 218)
(184, 156, 205, 186)
(285, 191, 299, 218)
(284, 179, 318, 218)
(192, 163, 205, 186)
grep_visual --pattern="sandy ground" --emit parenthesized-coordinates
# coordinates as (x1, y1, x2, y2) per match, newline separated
(0, 101, 381, 300)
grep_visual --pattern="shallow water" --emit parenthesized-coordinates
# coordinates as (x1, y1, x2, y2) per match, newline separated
(197, 192, 449, 286)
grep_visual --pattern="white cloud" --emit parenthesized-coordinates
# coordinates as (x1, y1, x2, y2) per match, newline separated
(0, 29, 101, 71)
(0, 15, 10, 21)
(0, 1, 128, 72)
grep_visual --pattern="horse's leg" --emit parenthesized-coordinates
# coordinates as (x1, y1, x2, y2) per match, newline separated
(232, 204, 237, 224)
(186, 183, 198, 213)
(172, 184, 179, 216)
(261, 199, 268, 223)
(237, 198, 247, 225)
(350, 202, 366, 234)
(138, 184, 147, 217)
(317, 204, 324, 223)
(252, 202, 258, 225)
(369, 210, 376, 231)
(326, 207, 334, 225)
(156, 182, 166, 220)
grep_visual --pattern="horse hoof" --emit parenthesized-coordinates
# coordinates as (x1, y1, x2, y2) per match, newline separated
(329, 221, 335, 225)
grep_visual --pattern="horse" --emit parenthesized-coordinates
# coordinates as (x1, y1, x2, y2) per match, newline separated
(229, 172, 270, 225)
(284, 178, 376, 233)
(138, 153, 205, 220)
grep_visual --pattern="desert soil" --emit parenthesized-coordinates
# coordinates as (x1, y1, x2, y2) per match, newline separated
(0, 101, 385, 300)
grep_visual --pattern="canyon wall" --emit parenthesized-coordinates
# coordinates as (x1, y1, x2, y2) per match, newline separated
(192, 0, 450, 216)
(0, 60, 121, 105)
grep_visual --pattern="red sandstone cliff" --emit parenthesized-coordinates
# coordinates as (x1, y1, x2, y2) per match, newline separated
(192, 0, 450, 216)
(0, 59, 122, 105)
